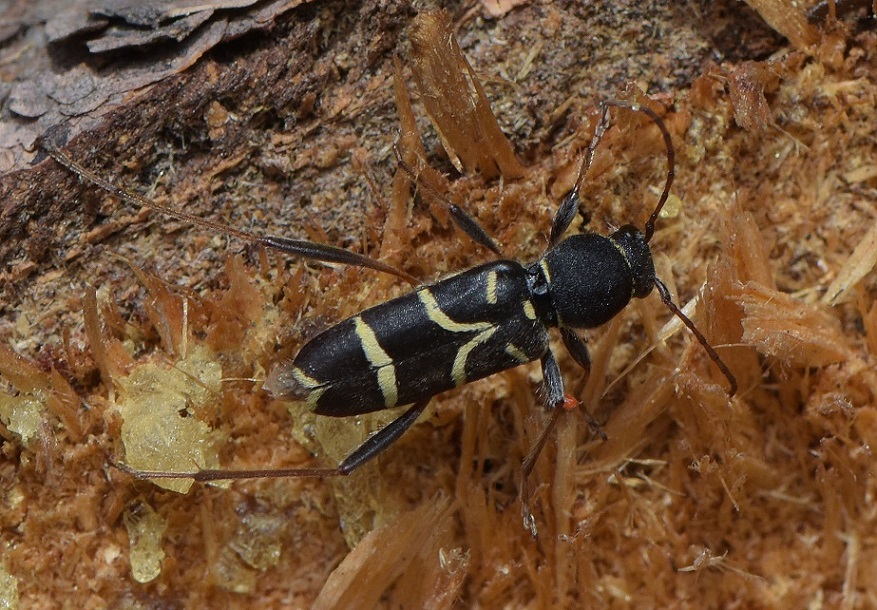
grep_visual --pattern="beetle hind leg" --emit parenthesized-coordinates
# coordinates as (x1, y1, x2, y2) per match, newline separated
(115, 399, 431, 482)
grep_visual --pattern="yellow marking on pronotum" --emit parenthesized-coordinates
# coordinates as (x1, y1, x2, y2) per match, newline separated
(417, 289, 492, 333)
(540, 260, 552, 284)
(354, 317, 398, 408)
(486, 270, 498, 305)
(523, 301, 536, 320)
(452, 327, 497, 386)
(610, 237, 638, 298)
(504, 343, 530, 364)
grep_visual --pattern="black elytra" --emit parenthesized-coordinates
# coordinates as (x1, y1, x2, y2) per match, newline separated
(267, 260, 549, 418)
(44, 99, 736, 537)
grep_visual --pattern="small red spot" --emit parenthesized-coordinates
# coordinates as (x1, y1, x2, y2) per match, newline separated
(562, 394, 579, 411)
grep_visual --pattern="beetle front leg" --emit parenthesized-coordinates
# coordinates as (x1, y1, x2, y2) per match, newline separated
(540, 350, 565, 410)
(518, 351, 565, 536)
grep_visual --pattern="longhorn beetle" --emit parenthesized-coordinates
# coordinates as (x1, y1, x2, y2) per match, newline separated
(44, 100, 737, 536)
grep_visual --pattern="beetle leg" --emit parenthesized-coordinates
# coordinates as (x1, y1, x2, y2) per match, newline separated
(559, 327, 609, 440)
(540, 350, 565, 410)
(520, 405, 564, 538)
(115, 399, 431, 482)
(560, 327, 591, 375)
(42, 142, 421, 286)
(336, 399, 431, 474)
(394, 142, 503, 257)
(548, 103, 612, 247)
(517, 352, 565, 536)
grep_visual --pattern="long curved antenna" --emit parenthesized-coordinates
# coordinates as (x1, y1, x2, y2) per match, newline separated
(593, 105, 733, 395)
(654, 278, 738, 396)
(549, 100, 674, 246)
(43, 144, 420, 286)
(601, 100, 675, 244)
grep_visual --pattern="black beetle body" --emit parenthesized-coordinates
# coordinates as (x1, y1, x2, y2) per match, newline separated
(265, 226, 655, 418)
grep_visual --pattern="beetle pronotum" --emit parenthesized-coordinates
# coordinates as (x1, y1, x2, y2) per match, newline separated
(44, 99, 736, 536)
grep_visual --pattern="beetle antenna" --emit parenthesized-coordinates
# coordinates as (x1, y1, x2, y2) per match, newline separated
(598, 104, 734, 395)
(570, 103, 613, 199)
(548, 104, 613, 247)
(42, 143, 420, 285)
(601, 101, 675, 244)
(654, 278, 737, 396)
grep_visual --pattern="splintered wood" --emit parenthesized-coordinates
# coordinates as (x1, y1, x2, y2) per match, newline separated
(4, 2, 877, 608)
(408, 12, 524, 180)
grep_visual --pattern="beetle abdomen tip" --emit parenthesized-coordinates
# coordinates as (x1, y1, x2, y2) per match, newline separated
(263, 362, 316, 401)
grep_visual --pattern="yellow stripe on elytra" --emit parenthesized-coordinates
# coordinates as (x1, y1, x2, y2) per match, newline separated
(305, 387, 326, 409)
(486, 271, 498, 304)
(417, 289, 492, 333)
(504, 343, 530, 364)
(452, 327, 497, 386)
(540, 260, 563, 325)
(282, 366, 326, 409)
(523, 300, 536, 320)
(291, 367, 320, 389)
(354, 316, 398, 408)
(290, 367, 324, 408)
